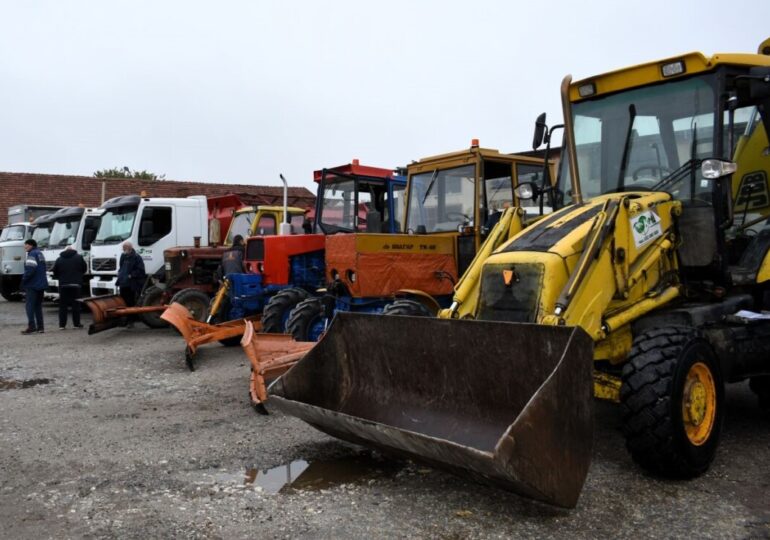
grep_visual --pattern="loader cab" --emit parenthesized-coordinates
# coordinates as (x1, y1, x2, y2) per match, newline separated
(561, 53, 770, 285)
(405, 143, 554, 274)
(313, 161, 406, 234)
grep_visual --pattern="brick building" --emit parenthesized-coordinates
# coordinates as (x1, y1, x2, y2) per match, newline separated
(0, 172, 316, 228)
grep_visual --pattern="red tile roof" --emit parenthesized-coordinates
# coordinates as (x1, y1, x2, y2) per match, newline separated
(0, 172, 316, 227)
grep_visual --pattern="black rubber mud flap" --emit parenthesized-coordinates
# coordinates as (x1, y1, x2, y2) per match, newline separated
(268, 312, 595, 508)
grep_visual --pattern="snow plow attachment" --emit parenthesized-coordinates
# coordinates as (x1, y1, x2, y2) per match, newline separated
(160, 302, 260, 371)
(82, 295, 166, 335)
(268, 312, 595, 508)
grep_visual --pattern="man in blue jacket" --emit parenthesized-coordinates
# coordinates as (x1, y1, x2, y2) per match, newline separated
(117, 241, 146, 327)
(21, 239, 48, 334)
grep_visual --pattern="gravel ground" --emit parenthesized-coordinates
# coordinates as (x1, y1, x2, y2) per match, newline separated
(0, 298, 769, 539)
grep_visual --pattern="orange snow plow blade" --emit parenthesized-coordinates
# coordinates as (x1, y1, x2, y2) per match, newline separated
(82, 295, 165, 335)
(268, 312, 595, 508)
(240, 321, 315, 413)
(160, 302, 261, 371)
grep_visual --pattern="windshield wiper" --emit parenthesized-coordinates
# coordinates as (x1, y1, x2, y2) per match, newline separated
(95, 234, 128, 244)
(650, 158, 701, 192)
(616, 104, 637, 190)
(421, 169, 439, 204)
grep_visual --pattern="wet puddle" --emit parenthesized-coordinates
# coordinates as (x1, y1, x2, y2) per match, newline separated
(0, 377, 51, 391)
(210, 454, 403, 494)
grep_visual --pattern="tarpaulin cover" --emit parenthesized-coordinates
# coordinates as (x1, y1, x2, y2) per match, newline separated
(325, 234, 457, 298)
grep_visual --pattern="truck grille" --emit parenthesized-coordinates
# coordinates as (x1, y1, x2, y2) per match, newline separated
(477, 263, 544, 323)
(92, 258, 117, 272)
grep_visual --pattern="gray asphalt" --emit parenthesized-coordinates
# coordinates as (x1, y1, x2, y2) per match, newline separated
(0, 298, 768, 539)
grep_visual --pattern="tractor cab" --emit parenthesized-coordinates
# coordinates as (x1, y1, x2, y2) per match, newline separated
(313, 159, 406, 235)
(405, 141, 556, 274)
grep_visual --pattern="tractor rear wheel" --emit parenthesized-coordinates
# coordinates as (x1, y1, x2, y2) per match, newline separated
(170, 288, 210, 323)
(286, 298, 325, 342)
(749, 376, 770, 410)
(262, 288, 309, 334)
(382, 299, 431, 317)
(620, 326, 724, 478)
(138, 286, 168, 328)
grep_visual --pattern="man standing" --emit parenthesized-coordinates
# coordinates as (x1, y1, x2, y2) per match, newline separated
(21, 239, 48, 334)
(117, 241, 146, 326)
(52, 245, 87, 329)
(215, 234, 246, 283)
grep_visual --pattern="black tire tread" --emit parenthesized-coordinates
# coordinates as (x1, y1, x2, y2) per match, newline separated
(382, 299, 431, 317)
(170, 288, 211, 322)
(286, 297, 324, 341)
(138, 285, 168, 328)
(620, 326, 720, 478)
(261, 288, 309, 334)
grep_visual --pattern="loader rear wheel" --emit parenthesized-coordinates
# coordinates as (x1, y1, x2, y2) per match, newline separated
(139, 286, 168, 328)
(620, 327, 723, 478)
(749, 376, 770, 410)
(171, 288, 210, 323)
(286, 298, 325, 342)
(262, 288, 309, 334)
(383, 299, 431, 317)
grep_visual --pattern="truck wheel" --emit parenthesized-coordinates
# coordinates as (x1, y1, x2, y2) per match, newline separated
(262, 288, 309, 333)
(139, 286, 168, 328)
(170, 288, 210, 323)
(620, 327, 724, 478)
(749, 376, 770, 410)
(0, 280, 22, 302)
(383, 299, 431, 317)
(286, 298, 326, 342)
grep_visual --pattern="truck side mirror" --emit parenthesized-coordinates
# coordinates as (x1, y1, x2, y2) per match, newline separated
(82, 229, 96, 249)
(532, 112, 547, 151)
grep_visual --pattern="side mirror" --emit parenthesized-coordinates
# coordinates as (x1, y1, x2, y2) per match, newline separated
(532, 112, 547, 151)
(515, 182, 538, 200)
(702, 159, 737, 179)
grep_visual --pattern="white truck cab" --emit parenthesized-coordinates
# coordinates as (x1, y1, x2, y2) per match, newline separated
(42, 207, 103, 299)
(89, 195, 208, 296)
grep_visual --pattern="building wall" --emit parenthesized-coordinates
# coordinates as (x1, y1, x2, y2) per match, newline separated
(0, 172, 316, 227)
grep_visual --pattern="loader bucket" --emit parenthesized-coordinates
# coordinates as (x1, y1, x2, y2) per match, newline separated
(268, 312, 595, 508)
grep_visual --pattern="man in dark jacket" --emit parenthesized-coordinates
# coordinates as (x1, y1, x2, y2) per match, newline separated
(21, 239, 48, 334)
(52, 245, 87, 329)
(117, 241, 146, 320)
(215, 235, 246, 283)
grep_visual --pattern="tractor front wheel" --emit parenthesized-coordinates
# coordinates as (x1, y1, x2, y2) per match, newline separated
(620, 326, 724, 478)
(262, 288, 309, 333)
(382, 299, 431, 317)
(286, 298, 325, 342)
(138, 286, 168, 328)
(170, 288, 210, 323)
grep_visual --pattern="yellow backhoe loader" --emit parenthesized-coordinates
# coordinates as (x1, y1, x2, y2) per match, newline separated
(266, 38, 770, 508)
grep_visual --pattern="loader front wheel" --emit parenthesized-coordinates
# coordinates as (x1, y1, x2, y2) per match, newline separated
(262, 288, 309, 333)
(139, 286, 168, 328)
(620, 327, 723, 478)
(383, 299, 431, 317)
(286, 298, 325, 342)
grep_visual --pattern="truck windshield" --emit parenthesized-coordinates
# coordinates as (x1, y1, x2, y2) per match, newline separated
(0, 225, 26, 242)
(406, 164, 476, 233)
(225, 210, 254, 244)
(93, 206, 138, 245)
(568, 74, 719, 201)
(49, 218, 81, 247)
(32, 224, 53, 248)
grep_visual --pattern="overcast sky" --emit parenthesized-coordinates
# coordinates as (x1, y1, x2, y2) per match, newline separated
(1, 1, 768, 191)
